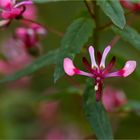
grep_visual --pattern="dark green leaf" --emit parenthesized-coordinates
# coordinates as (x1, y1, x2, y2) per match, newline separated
(54, 17, 95, 82)
(0, 50, 58, 84)
(97, 0, 126, 29)
(112, 25, 140, 51)
(83, 79, 113, 139)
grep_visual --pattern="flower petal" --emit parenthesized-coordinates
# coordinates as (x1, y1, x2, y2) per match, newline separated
(63, 58, 76, 76)
(105, 60, 136, 78)
(100, 45, 111, 68)
(122, 60, 136, 77)
(63, 58, 93, 77)
(14, 0, 33, 8)
(88, 46, 98, 68)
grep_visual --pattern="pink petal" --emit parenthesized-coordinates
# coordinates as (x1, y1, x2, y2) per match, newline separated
(63, 58, 93, 77)
(100, 45, 111, 68)
(22, 4, 37, 21)
(105, 60, 136, 78)
(122, 60, 136, 77)
(14, 1, 33, 8)
(88, 46, 98, 68)
(0, 0, 12, 8)
(63, 58, 76, 76)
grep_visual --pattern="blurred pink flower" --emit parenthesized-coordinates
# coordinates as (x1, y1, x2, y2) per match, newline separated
(120, 0, 140, 12)
(0, 38, 33, 88)
(45, 126, 82, 140)
(15, 24, 46, 49)
(63, 45, 136, 101)
(1, 38, 33, 71)
(46, 129, 65, 140)
(22, 4, 37, 20)
(102, 86, 127, 112)
(0, 0, 33, 27)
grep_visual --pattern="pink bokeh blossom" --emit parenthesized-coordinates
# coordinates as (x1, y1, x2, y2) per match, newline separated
(0, 37, 33, 88)
(0, 0, 33, 27)
(102, 86, 127, 112)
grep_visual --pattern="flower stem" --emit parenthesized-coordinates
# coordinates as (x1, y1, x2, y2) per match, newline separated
(21, 18, 64, 37)
(84, 0, 95, 20)
(93, 1, 100, 51)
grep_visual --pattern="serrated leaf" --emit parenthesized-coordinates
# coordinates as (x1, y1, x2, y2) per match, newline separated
(54, 17, 95, 82)
(83, 79, 113, 139)
(0, 50, 58, 84)
(112, 25, 140, 51)
(97, 0, 126, 29)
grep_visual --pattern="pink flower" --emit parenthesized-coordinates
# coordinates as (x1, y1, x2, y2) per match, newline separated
(63, 45, 136, 101)
(120, 0, 140, 12)
(0, 37, 33, 88)
(0, 38, 33, 74)
(46, 129, 65, 140)
(0, 0, 33, 27)
(102, 86, 127, 112)
(22, 4, 37, 21)
(15, 24, 46, 50)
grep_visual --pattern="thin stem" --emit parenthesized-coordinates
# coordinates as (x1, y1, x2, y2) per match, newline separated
(84, 0, 95, 19)
(93, 2, 100, 51)
(21, 18, 64, 37)
(109, 36, 120, 47)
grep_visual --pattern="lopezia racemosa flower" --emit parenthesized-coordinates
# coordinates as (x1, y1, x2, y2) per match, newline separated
(15, 24, 46, 48)
(15, 24, 46, 55)
(0, 37, 33, 73)
(63, 45, 136, 101)
(0, 37, 33, 88)
(102, 86, 127, 112)
(0, 0, 33, 27)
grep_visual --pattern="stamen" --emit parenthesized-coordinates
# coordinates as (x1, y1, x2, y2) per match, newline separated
(94, 83, 99, 91)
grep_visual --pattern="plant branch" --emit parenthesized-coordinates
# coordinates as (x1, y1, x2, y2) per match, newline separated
(84, 0, 95, 20)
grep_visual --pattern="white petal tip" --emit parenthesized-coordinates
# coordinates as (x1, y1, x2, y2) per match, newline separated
(106, 45, 111, 51)
(123, 60, 136, 77)
(88, 46, 94, 53)
(99, 45, 111, 68)
(63, 58, 75, 76)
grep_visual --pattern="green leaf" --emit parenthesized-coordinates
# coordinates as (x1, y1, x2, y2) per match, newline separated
(54, 17, 95, 82)
(32, 0, 65, 3)
(83, 79, 113, 139)
(0, 50, 58, 84)
(112, 25, 140, 51)
(97, 0, 126, 29)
